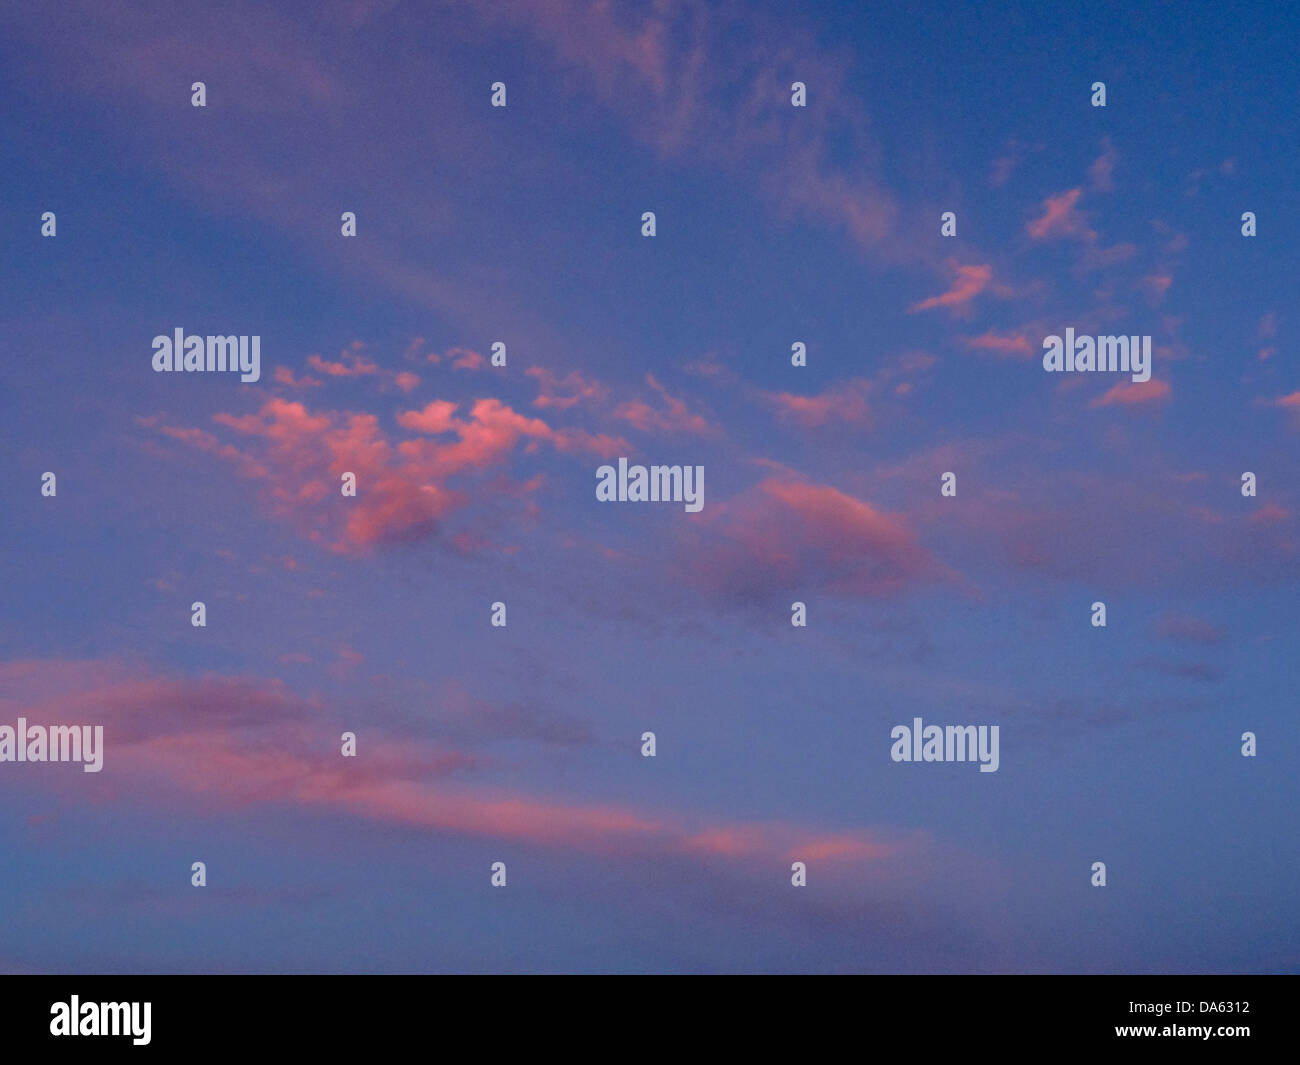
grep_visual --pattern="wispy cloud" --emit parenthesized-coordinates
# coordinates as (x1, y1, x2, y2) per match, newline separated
(0, 658, 916, 868)
(1090, 379, 1171, 407)
(1026, 187, 1093, 241)
(909, 261, 993, 314)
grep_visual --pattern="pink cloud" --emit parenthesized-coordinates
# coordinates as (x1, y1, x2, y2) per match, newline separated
(273, 365, 322, 388)
(685, 356, 740, 386)
(276, 346, 422, 394)
(764, 379, 872, 427)
(677, 476, 951, 600)
(0, 658, 912, 868)
(1088, 139, 1118, 191)
(961, 331, 1034, 358)
(485, 1, 672, 101)
(155, 423, 269, 481)
(1090, 379, 1172, 407)
(306, 350, 380, 377)
(450, 348, 486, 371)
(400, 397, 627, 465)
(909, 262, 993, 314)
(526, 366, 609, 409)
(1251, 503, 1289, 526)
(396, 399, 460, 435)
(473, 2, 915, 263)
(798, 836, 895, 862)
(1026, 187, 1092, 240)
(327, 645, 364, 681)
(990, 154, 1017, 187)
(780, 162, 898, 249)
(613, 374, 715, 436)
(159, 393, 627, 553)
(1140, 274, 1173, 303)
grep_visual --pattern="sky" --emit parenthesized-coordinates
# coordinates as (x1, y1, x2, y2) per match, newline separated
(0, 0, 1297, 974)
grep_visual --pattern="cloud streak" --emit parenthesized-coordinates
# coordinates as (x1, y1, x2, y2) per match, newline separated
(0, 659, 915, 869)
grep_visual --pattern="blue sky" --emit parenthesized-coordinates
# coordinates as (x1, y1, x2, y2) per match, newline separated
(0, 0, 1296, 973)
